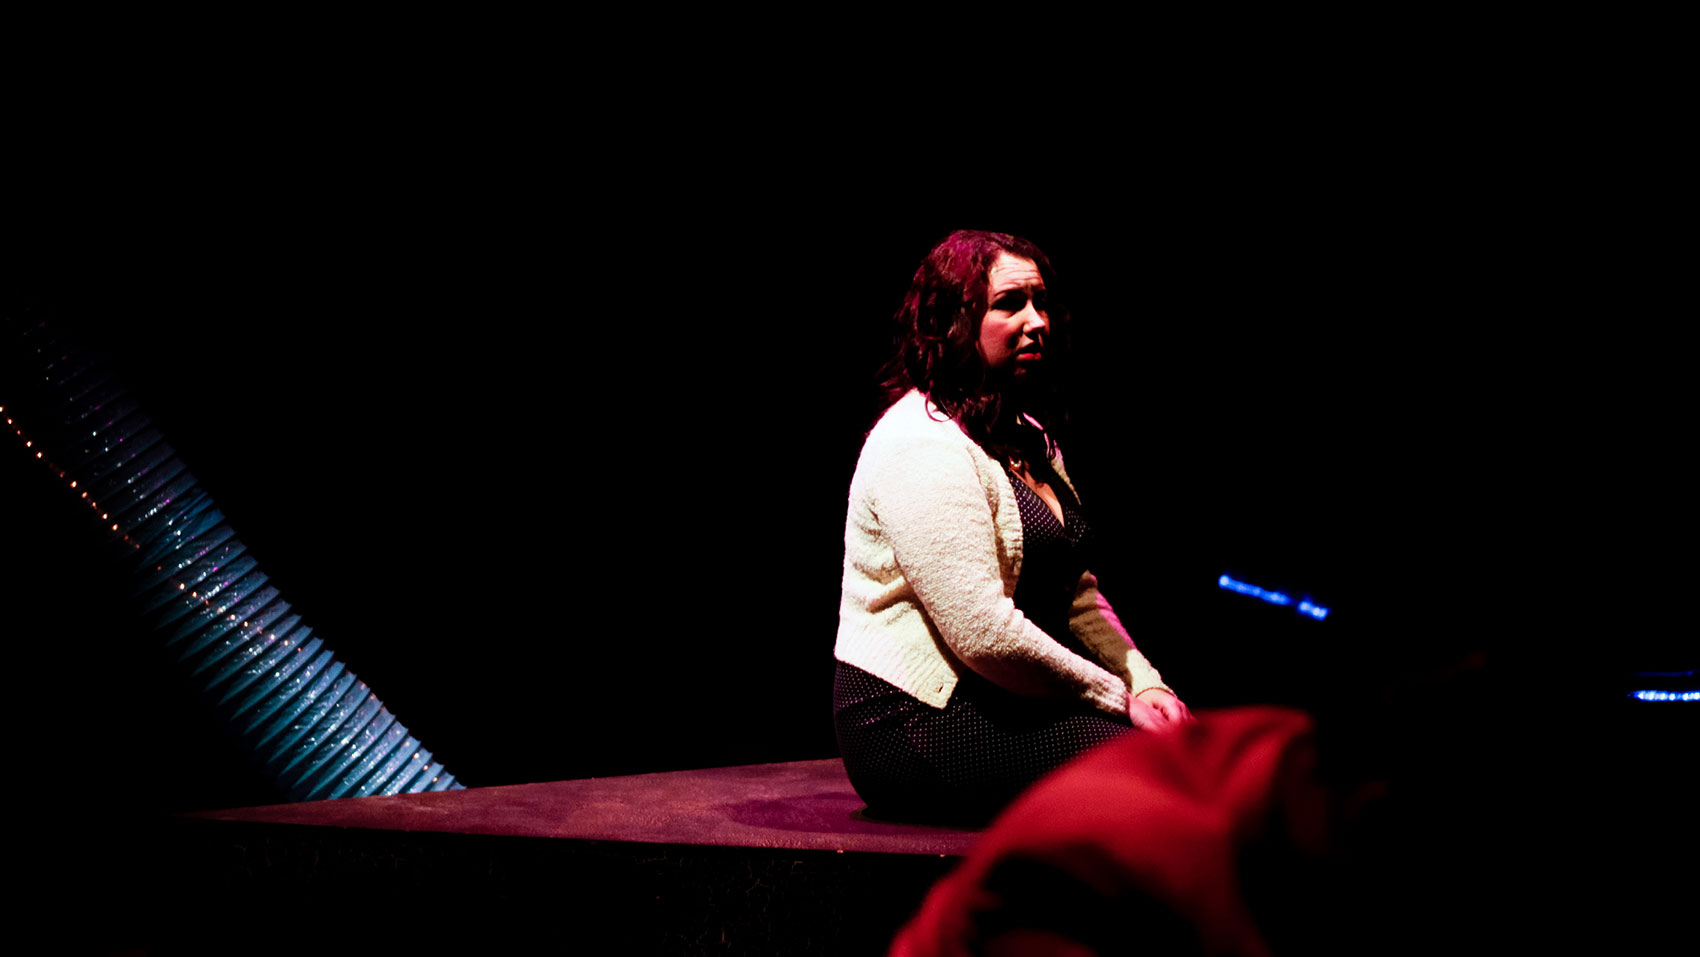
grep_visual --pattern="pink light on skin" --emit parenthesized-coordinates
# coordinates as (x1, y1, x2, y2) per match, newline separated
(977, 252, 1050, 379)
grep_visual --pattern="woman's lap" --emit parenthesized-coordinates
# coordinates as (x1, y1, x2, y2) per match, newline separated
(833, 661, 1131, 822)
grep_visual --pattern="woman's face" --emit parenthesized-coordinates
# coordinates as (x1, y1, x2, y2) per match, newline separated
(978, 252, 1050, 379)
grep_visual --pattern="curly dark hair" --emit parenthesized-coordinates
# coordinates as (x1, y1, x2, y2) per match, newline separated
(877, 229, 1070, 464)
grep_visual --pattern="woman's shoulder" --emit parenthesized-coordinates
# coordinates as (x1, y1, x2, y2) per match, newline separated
(863, 390, 986, 475)
(868, 390, 961, 444)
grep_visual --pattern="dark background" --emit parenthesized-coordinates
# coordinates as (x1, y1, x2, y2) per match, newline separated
(5, 119, 1688, 817)
(2, 45, 1690, 951)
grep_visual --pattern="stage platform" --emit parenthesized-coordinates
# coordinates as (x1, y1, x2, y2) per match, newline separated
(145, 758, 979, 953)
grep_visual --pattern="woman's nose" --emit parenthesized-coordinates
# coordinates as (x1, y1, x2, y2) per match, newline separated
(1022, 305, 1048, 334)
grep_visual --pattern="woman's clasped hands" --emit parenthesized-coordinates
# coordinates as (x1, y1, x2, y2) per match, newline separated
(1128, 688, 1194, 731)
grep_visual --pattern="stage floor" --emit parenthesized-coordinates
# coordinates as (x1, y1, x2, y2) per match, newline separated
(185, 757, 981, 855)
(145, 759, 978, 952)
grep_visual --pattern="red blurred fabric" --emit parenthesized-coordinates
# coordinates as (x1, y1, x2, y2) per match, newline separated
(891, 707, 1328, 957)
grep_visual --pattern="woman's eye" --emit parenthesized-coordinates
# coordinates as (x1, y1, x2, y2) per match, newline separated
(995, 294, 1025, 311)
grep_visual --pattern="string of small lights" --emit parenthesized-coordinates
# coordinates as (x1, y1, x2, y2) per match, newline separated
(1218, 573, 1330, 620)
(4, 307, 461, 800)
(1627, 671, 1699, 703)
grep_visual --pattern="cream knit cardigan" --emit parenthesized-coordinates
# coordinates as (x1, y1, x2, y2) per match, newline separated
(835, 390, 1171, 719)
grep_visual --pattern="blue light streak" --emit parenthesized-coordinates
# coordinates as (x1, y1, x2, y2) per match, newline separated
(1218, 574, 1329, 621)
(1630, 690, 1700, 702)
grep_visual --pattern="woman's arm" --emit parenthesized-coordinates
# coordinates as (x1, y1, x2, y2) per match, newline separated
(865, 430, 1131, 717)
(1044, 440, 1184, 714)
(1070, 573, 1193, 727)
(1068, 572, 1172, 698)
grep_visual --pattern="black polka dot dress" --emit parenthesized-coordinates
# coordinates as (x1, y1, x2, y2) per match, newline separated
(833, 463, 1132, 823)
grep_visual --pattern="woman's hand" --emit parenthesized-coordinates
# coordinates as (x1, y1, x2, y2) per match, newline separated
(1127, 688, 1193, 731)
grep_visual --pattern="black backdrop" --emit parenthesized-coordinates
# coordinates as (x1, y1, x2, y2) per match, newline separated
(6, 150, 1682, 813)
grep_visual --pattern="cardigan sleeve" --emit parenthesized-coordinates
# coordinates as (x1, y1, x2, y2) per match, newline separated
(1044, 436, 1175, 700)
(1069, 572, 1174, 699)
(864, 428, 1132, 718)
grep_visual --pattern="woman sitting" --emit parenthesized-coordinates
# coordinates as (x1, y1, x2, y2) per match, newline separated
(833, 229, 1190, 823)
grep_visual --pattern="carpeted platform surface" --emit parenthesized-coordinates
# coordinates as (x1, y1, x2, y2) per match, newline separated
(136, 759, 978, 952)
(184, 757, 982, 856)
